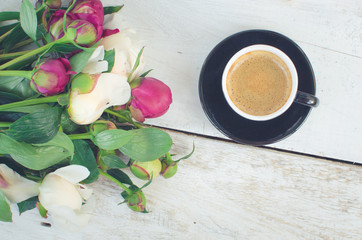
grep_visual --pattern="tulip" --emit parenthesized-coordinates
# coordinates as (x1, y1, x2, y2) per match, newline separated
(67, 73, 131, 125)
(130, 159, 162, 180)
(100, 29, 144, 79)
(31, 58, 75, 96)
(123, 189, 146, 212)
(71, 0, 104, 41)
(48, 10, 77, 41)
(0, 164, 39, 203)
(130, 77, 172, 122)
(38, 165, 94, 231)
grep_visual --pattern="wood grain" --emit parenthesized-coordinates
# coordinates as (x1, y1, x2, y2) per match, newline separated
(1, 130, 361, 239)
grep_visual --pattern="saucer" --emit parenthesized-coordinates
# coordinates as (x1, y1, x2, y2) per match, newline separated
(198, 30, 316, 146)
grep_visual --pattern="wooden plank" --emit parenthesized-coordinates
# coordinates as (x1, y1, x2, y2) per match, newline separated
(104, 0, 362, 163)
(1, 130, 361, 239)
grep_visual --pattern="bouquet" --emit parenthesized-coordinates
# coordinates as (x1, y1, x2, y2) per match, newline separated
(0, 0, 193, 230)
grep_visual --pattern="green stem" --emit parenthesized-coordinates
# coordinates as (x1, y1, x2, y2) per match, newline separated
(98, 168, 133, 195)
(0, 26, 16, 44)
(68, 132, 93, 140)
(0, 70, 32, 79)
(0, 122, 12, 128)
(0, 94, 65, 111)
(0, 39, 34, 54)
(0, 50, 32, 61)
(104, 109, 143, 129)
(0, 38, 67, 70)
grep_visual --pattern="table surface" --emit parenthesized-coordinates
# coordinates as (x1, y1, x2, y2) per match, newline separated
(1, 0, 362, 239)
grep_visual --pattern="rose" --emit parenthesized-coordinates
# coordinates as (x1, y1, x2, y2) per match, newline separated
(67, 73, 131, 125)
(0, 164, 39, 203)
(38, 165, 94, 231)
(30, 57, 75, 96)
(129, 77, 172, 122)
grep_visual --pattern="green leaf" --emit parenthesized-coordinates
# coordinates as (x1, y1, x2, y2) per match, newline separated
(70, 140, 99, 184)
(2, 25, 28, 53)
(17, 196, 38, 215)
(103, 5, 124, 15)
(128, 47, 144, 82)
(107, 169, 133, 186)
(20, 0, 37, 42)
(0, 132, 72, 170)
(69, 42, 99, 74)
(139, 69, 153, 78)
(102, 155, 128, 169)
(93, 129, 134, 150)
(49, 43, 80, 54)
(104, 49, 115, 72)
(175, 142, 195, 162)
(119, 128, 172, 162)
(37, 201, 47, 218)
(0, 76, 37, 99)
(7, 107, 62, 144)
(4, 104, 51, 114)
(0, 190, 12, 222)
(0, 23, 18, 36)
(60, 111, 79, 134)
(0, 12, 20, 22)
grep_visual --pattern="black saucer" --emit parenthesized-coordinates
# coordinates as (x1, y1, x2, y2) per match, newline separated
(199, 30, 316, 146)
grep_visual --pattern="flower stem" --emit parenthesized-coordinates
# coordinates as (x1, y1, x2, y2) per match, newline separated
(0, 39, 34, 54)
(0, 70, 32, 79)
(98, 168, 133, 195)
(0, 122, 12, 128)
(0, 94, 65, 111)
(68, 132, 93, 140)
(104, 109, 143, 129)
(0, 26, 16, 44)
(0, 38, 67, 70)
(0, 50, 32, 61)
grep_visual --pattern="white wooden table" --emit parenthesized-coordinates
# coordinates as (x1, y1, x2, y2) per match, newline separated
(1, 0, 362, 239)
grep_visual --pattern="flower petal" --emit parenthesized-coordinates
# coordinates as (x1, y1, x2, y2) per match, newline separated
(0, 164, 39, 203)
(52, 165, 90, 184)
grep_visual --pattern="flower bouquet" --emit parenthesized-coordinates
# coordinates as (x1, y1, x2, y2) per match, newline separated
(0, 0, 193, 230)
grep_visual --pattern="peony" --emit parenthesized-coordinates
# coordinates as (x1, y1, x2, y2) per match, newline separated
(38, 165, 94, 231)
(0, 164, 39, 203)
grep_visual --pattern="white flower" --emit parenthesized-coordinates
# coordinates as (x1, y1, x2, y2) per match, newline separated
(0, 164, 39, 203)
(101, 29, 145, 80)
(67, 72, 131, 125)
(82, 45, 109, 74)
(38, 165, 94, 231)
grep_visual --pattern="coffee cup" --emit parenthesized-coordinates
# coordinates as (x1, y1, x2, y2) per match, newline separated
(222, 44, 318, 121)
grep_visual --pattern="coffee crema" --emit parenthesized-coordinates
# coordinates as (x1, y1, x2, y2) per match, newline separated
(226, 50, 292, 116)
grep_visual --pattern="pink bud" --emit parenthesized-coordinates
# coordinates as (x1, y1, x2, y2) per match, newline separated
(67, 19, 99, 45)
(71, 0, 104, 41)
(45, 0, 62, 9)
(130, 77, 172, 122)
(31, 58, 75, 96)
(48, 10, 77, 40)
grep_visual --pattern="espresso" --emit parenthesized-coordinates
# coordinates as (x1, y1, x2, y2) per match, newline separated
(226, 50, 292, 116)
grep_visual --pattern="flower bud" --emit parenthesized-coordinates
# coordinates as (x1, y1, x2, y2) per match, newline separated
(130, 159, 162, 180)
(160, 161, 177, 179)
(130, 77, 172, 122)
(71, 0, 104, 28)
(90, 120, 117, 136)
(31, 58, 75, 96)
(66, 19, 98, 46)
(45, 0, 62, 9)
(124, 190, 146, 212)
(48, 10, 77, 40)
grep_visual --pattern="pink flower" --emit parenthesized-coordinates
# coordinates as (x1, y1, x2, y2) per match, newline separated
(71, 0, 104, 42)
(31, 58, 75, 96)
(130, 77, 172, 122)
(48, 10, 77, 40)
(67, 19, 99, 46)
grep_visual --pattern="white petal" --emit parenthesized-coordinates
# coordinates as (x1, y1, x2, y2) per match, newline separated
(53, 165, 90, 184)
(82, 60, 108, 74)
(39, 174, 83, 211)
(89, 46, 105, 62)
(76, 183, 93, 200)
(68, 73, 131, 125)
(0, 164, 39, 203)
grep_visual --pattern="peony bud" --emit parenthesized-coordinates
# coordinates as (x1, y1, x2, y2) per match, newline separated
(31, 58, 75, 96)
(48, 10, 77, 40)
(67, 73, 131, 125)
(130, 77, 172, 122)
(45, 0, 62, 9)
(90, 120, 117, 136)
(160, 160, 177, 179)
(123, 189, 146, 212)
(66, 19, 99, 46)
(130, 159, 162, 180)
(71, 0, 104, 30)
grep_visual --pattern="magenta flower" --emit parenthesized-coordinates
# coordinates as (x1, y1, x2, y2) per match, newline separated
(130, 77, 172, 122)
(31, 58, 75, 96)
(67, 19, 99, 46)
(71, 0, 104, 42)
(48, 10, 77, 40)
(45, 0, 62, 9)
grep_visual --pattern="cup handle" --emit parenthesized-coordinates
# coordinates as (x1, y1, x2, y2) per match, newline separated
(294, 91, 319, 107)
